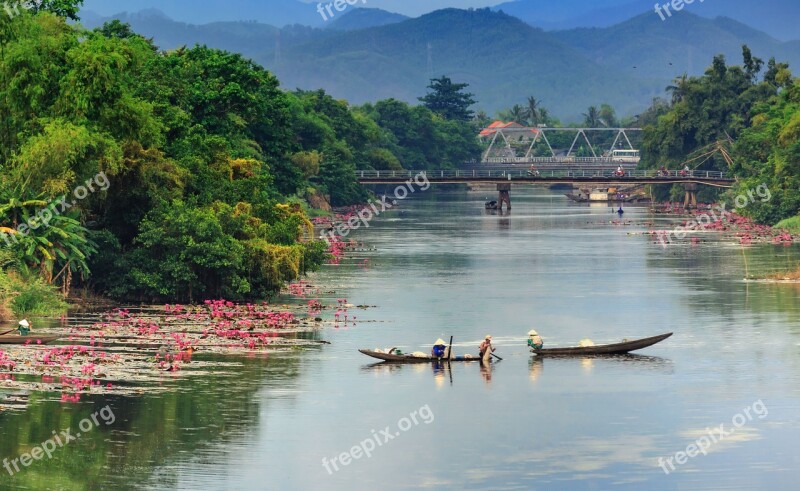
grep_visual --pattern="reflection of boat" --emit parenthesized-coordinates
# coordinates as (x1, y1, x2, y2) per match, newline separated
(566, 188, 649, 203)
(532, 333, 672, 356)
(359, 349, 484, 363)
(485, 200, 498, 210)
(0, 335, 60, 345)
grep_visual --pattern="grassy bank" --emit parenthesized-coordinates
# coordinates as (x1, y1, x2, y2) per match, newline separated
(0, 249, 68, 322)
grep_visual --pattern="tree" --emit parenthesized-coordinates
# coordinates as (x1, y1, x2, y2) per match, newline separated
(598, 104, 617, 128)
(29, 0, 85, 20)
(418, 76, 476, 121)
(525, 96, 542, 126)
(498, 104, 528, 125)
(666, 74, 690, 105)
(742, 45, 764, 84)
(582, 106, 602, 127)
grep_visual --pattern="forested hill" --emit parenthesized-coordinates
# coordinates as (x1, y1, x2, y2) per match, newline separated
(494, 0, 800, 41)
(554, 13, 800, 84)
(328, 8, 409, 31)
(82, 8, 800, 120)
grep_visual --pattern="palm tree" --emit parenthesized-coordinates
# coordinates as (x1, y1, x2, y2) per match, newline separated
(525, 96, 542, 126)
(666, 73, 690, 105)
(583, 106, 602, 127)
(538, 108, 550, 126)
(500, 104, 528, 125)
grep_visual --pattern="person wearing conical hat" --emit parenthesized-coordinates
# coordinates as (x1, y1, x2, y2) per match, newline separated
(527, 329, 543, 350)
(479, 335, 495, 360)
(17, 319, 30, 336)
(431, 338, 448, 358)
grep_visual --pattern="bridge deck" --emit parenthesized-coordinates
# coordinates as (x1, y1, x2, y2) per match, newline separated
(356, 170, 734, 188)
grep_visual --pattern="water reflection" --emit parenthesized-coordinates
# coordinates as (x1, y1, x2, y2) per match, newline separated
(5, 188, 800, 490)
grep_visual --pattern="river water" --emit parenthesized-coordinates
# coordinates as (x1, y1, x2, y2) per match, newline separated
(2, 187, 800, 490)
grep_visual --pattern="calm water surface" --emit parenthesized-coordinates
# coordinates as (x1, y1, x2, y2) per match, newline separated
(2, 188, 800, 490)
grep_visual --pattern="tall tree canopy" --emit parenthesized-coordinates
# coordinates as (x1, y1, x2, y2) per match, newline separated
(418, 76, 476, 122)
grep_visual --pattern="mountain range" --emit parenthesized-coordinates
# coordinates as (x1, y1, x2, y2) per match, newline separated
(79, 0, 800, 41)
(78, 6, 800, 121)
(493, 0, 800, 41)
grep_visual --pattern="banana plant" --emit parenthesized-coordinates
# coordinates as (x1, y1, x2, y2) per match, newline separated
(7, 210, 95, 296)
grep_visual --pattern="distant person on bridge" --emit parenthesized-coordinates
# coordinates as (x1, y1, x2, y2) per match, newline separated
(681, 165, 691, 177)
(528, 164, 540, 177)
(616, 165, 625, 177)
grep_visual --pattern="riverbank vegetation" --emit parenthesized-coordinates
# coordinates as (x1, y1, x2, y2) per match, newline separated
(639, 46, 797, 210)
(0, 7, 481, 313)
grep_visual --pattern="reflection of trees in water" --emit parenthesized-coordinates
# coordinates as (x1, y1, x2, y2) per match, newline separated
(645, 243, 800, 322)
(0, 353, 305, 489)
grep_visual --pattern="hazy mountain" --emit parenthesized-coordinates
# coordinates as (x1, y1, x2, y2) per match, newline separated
(80, 0, 324, 27)
(493, 0, 636, 29)
(554, 12, 800, 84)
(79, 8, 800, 121)
(271, 8, 649, 119)
(495, 0, 800, 41)
(328, 8, 409, 31)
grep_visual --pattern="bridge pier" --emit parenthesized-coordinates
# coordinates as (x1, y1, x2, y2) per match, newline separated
(497, 183, 511, 211)
(683, 183, 698, 209)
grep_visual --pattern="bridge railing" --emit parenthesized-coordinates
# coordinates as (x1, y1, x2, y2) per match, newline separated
(356, 169, 730, 180)
(482, 157, 639, 164)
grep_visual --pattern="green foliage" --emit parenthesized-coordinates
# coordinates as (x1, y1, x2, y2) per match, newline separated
(29, 0, 85, 21)
(362, 99, 480, 169)
(640, 47, 795, 206)
(9, 274, 68, 316)
(0, 13, 481, 302)
(0, 251, 67, 319)
(418, 76, 476, 122)
(774, 216, 800, 233)
(730, 82, 800, 224)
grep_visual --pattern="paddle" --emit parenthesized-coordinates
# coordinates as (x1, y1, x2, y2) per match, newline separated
(491, 352, 503, 361)
(447, 336, 453, 361)
(447, 336, 454, 385)
(0, 328, 18, 336)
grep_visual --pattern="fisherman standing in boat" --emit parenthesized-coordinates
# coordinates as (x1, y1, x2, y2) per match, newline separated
(479, 335, 495, 359)
(431, 338, 448, 359)
(527, 330, 543, 350)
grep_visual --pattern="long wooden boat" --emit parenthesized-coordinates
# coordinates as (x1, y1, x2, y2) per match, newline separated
(359, 349, 486, 363)
(0, 335, 61, 345)
(532, 332, 672, 356)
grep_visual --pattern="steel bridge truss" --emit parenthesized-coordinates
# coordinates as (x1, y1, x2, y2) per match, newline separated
(480, 127, 642, 163)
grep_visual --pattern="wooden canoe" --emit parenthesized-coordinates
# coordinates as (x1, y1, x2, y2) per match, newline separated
(359, 349, 485, 363)
(0, 335, 61, 345)
(532, 332, 672, 356)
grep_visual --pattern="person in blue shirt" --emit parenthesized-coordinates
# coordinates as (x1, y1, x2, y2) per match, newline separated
(431, 338, 448, 358)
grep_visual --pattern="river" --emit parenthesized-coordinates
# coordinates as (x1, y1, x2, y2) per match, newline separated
(1, 187, 799, 490)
